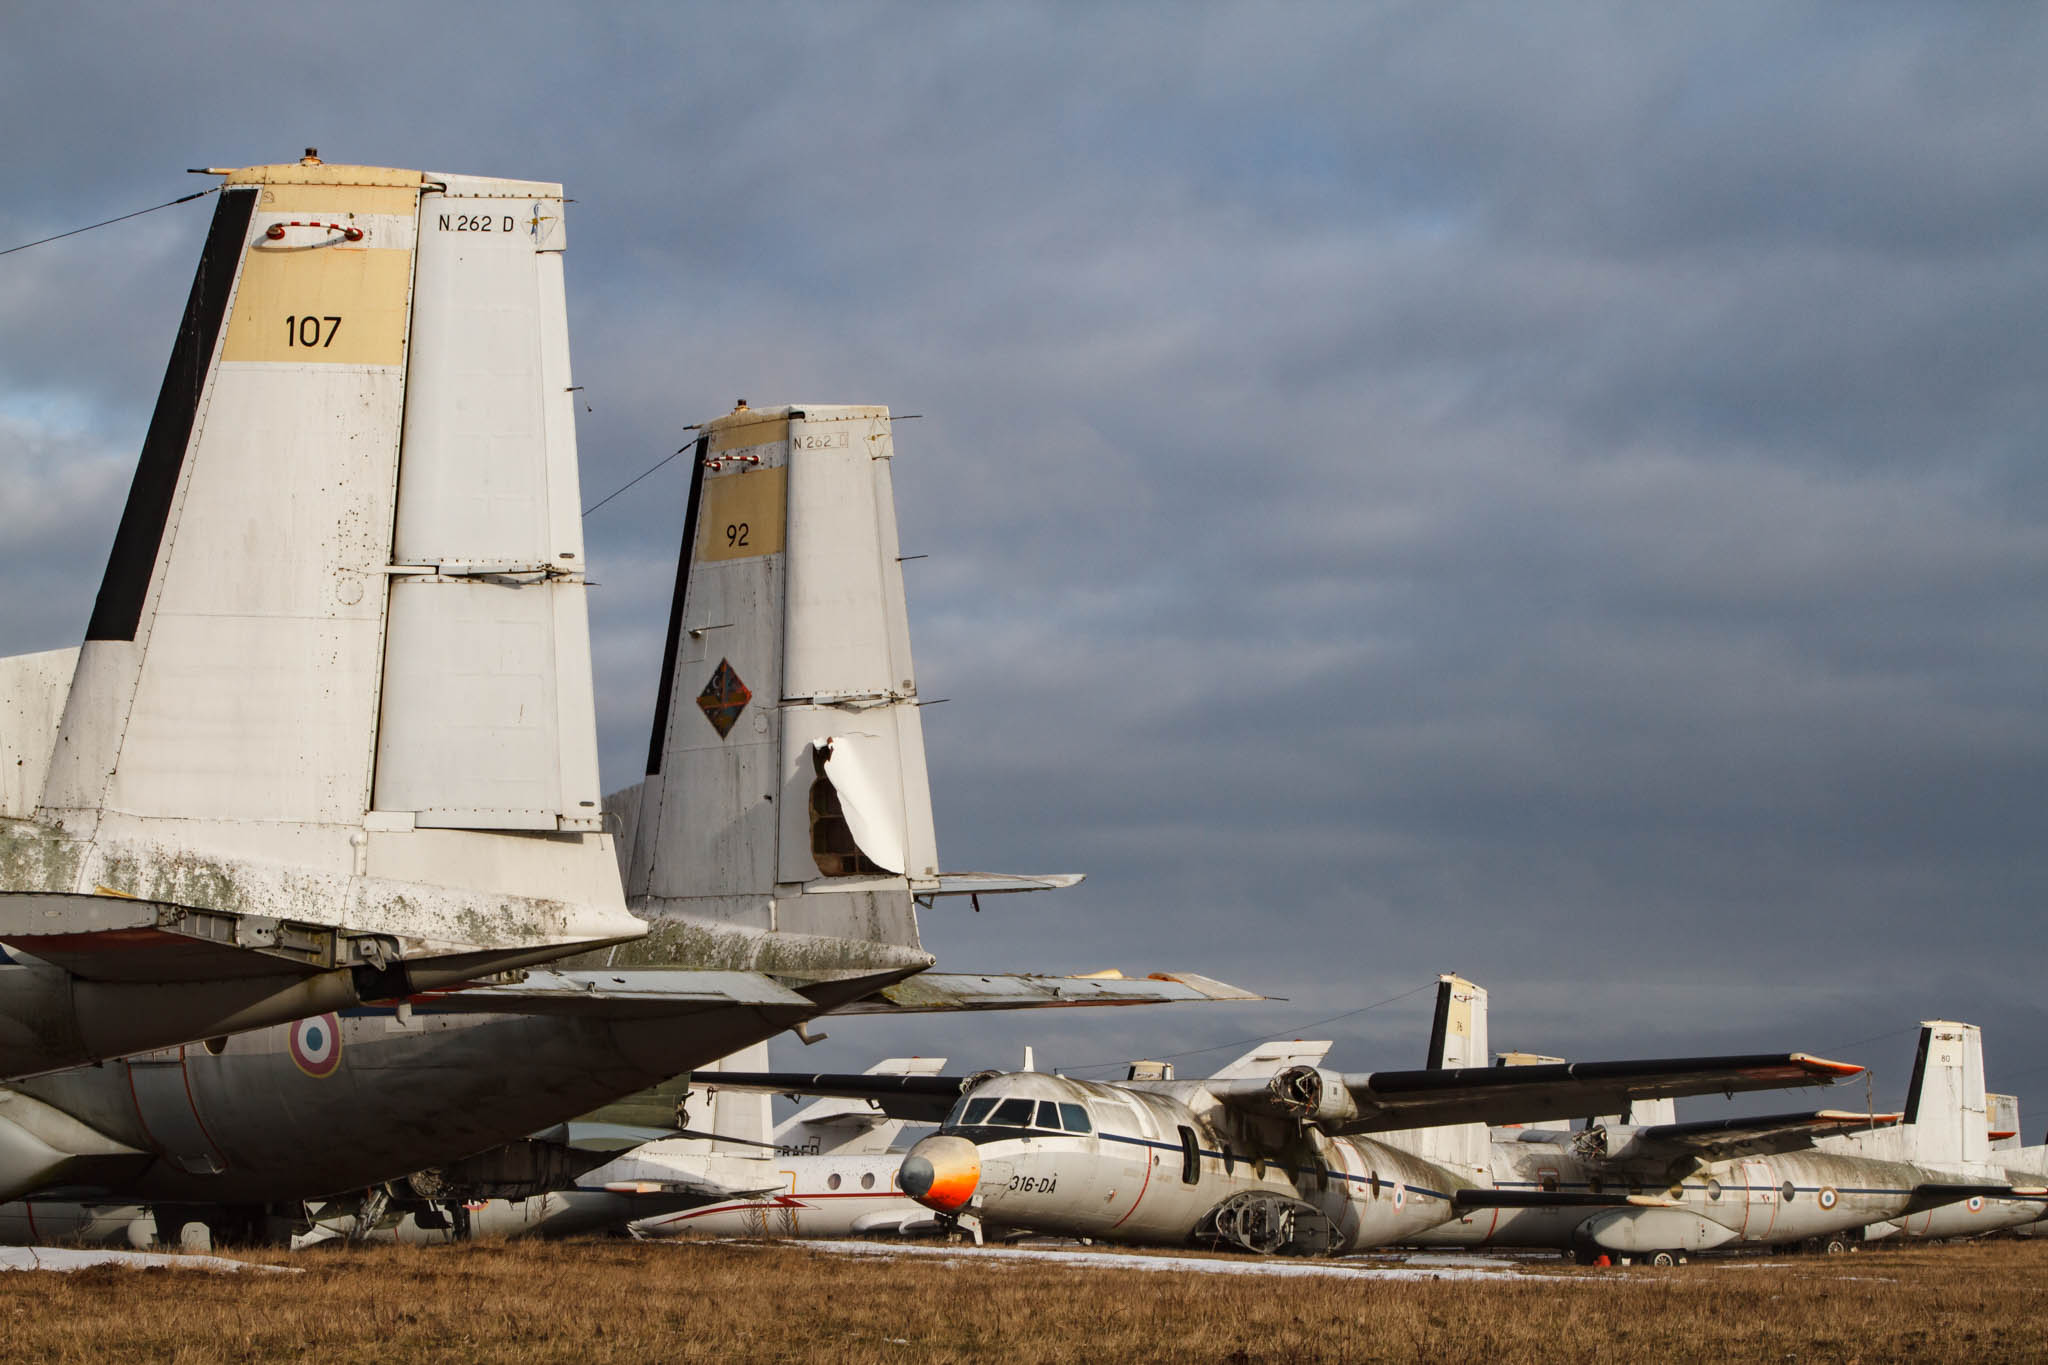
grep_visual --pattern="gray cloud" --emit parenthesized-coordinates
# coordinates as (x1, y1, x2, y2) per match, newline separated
(5, 2, 2046, 1121)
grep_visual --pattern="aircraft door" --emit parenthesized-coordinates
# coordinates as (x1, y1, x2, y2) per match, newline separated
(124, 1051, 228, 1175)
(1739, 1159, 1778, 1239)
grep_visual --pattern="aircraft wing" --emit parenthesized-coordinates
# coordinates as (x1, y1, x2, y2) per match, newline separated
(1210, 1054, 1863, 1136)
(1614, 1109, 1904, 1162)
(825, 971, 1261, 1014)
(918, 874, 1084, 897)
(413, 969, 820, 1016)
(413, 967, 1257, 1022)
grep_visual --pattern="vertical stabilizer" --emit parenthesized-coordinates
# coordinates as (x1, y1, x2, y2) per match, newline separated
(617, 404, 936, 976)
(1902, 1021, 1989, 1168)
(1394, 974, 1491, 1171)
(12, 158, 636, 961)
(1424, 974, 1488, 1071)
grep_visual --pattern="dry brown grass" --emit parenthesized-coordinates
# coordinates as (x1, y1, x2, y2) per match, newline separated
(1, 1236, 2042, 1364)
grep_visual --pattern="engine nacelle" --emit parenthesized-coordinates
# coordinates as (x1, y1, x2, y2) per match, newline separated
(1580, 1206, 1741, 1254)
(1266, 1066, 1358, 1127)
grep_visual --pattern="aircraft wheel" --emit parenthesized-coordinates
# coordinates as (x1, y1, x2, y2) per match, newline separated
(1822, 1238, 1849, 1256)
(1648, 1250, 1679, 1268)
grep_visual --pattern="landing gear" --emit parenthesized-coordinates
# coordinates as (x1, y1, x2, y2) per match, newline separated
(1647, 1250, 1686, 1268)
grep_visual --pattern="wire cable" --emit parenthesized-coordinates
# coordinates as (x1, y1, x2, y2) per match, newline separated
(1, 187, 219, 258)
(582, 445, 690, 517)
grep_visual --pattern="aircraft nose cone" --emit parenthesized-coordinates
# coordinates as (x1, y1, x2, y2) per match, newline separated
(901, 1135, 980, 1213)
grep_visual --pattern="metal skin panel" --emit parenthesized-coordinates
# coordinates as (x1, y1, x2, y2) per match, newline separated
(375, 581, 562, 828)
(219, 248, 413, 366)
(373, 176, 601, 830)
(0, 649, 76, 818)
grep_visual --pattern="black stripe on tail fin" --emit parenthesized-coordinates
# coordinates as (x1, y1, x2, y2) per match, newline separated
(85, 187, 256, 642)
(645, 435, 711, 775)
(1902, 1024, 1934, 1126)
(1425, 976, 1453, 1070)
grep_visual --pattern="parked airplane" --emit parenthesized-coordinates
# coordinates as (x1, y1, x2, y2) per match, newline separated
(0, 394, 1252, 1245)
(0, 154, 651, 1080)
(1840, 1024, 2048, 1243)
(702, 1007, 1865, 1253)
(283, 1046, 942, 1244)
(1392, 981, 2017, 1263)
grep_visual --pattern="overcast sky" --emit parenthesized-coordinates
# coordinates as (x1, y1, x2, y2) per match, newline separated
(4, 3, 2045, 1123)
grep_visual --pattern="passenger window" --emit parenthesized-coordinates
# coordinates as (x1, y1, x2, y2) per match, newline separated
(1177, 1126, 1201, 1185)
(861, 1172, 876, 1190)
(1035, 1101, 1064, 1130)
(991, 1098, 1035, 1127)
(960, 1097, 997, 1127)
(1058, 1103, 1091, 1133)
(1781, 1181, 1796, 1203)
(1539, 1172, 1559, 1193)
(827, 1173, 841, 1190)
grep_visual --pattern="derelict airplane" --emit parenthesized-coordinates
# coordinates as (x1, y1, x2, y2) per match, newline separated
(702, 1011, 1866, 1253)
(1389, 980, 2030, 1263)
(0, 157, 1252, 1242)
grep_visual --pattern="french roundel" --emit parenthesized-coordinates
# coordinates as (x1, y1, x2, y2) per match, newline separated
(289, 1013, 343, 1078)
(1817, 1187, 1838, 1211)
(1967, 1196, 1985, 1213)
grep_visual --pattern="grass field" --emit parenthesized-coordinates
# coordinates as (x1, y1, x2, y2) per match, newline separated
(3, 1236, 2042, 1363)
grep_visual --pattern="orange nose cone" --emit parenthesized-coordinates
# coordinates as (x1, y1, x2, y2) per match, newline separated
(900, 1135, 980, 1213)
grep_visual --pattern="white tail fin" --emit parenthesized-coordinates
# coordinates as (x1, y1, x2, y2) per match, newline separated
(1397, 975, 1491, 1170)
(1425, 974, 1489, 1070)
(12, 158, 635, 958)
(1903, 1021, 1989, 1167)
(614, 404, 936, 974)
(776, 1056, 949, 1156)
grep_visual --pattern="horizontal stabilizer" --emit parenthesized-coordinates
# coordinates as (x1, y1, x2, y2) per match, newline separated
(1212, 1053, 1861, 1136)
(922, 874, 1084, 897)
(1452, 1189, 1676, 1211)
(420, 969, 815, 1016)
(1620, 1109, 1903, 1161)
(826, 971, 1260, 1014)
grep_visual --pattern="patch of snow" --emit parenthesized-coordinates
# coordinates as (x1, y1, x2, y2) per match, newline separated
(0, 1246, 298, 1275)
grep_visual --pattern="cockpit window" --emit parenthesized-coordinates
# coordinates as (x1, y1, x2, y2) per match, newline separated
(1035, 1101, 1065, 1130)
(959, 1097, 998, 1127)
(1059, 1103, 1092, 1133)
(990, 1098, 1036, 1127)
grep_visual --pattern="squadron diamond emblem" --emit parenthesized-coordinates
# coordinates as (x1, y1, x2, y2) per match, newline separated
(696, 658, 752, 738)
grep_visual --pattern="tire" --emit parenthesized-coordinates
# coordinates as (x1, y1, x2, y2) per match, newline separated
(1648, 1250, 1678, 1268)
(1822, 1238, 1848, 1256)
